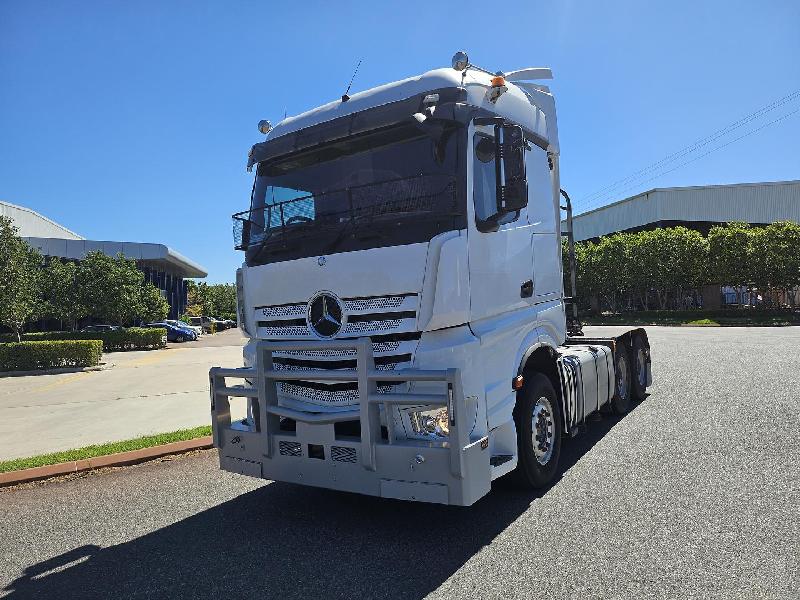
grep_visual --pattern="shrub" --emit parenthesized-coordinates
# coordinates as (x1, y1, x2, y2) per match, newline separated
(0, 328, 166, 352)
(0, 340, 103, 372)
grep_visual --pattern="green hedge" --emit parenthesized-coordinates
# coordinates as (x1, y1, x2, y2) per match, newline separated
(0, 328, 167, 352)
(0, 340, 103, 372)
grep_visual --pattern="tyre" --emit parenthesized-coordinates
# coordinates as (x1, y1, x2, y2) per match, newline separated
(510, 373, 563, 489)
(631, 334, 649, 401)
(176, 335, 185, 343)
(611, 346, 632, 414)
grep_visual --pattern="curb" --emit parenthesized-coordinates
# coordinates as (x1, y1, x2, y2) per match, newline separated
(0, 363, 114, 378)
(0, 436, 213, 487)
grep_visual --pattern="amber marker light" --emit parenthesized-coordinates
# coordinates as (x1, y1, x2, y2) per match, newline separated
(512, 374, 525, 390)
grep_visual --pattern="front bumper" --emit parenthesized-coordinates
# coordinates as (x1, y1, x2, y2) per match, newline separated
(210, 339, 490, 506)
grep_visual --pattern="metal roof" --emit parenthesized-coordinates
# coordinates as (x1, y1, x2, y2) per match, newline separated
(0, 200, 83, 240)
(567, 180, 800, 241)
(3, 200, 207, 278)
(23, 237, 208, 278)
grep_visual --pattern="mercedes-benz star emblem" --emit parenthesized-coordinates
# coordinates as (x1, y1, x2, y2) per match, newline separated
(317, 256, 326, 266)
(307, 293, 343, 338)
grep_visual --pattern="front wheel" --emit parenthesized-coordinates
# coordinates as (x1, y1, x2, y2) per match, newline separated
(176, 335, 185, 343)
(510, 373, 563, 489)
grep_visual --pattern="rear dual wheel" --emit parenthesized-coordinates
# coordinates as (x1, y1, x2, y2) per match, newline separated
(611, 333, 649, 414)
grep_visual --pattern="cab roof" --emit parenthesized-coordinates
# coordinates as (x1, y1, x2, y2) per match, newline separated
(260, 67, 559, 156)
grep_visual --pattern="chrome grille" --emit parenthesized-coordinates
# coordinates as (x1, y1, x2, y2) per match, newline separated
(343, 319, 404, 335)
(261, 324, 311, 337)
(258, 304, 305, 319)
(254, 293, 419, 407)
(344, 296, 405, 312)
(279, 382, 399, 404)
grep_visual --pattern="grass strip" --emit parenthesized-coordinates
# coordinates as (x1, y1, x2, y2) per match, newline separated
(582, 309, 798, 327)
(0, 425, 212, 474)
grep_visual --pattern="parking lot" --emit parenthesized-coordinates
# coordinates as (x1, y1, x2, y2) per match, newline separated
(0, 329, 247, 460)
(1, 326, 798, 599)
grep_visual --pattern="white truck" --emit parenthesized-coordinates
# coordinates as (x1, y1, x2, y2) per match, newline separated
(210, 52, 652, 505)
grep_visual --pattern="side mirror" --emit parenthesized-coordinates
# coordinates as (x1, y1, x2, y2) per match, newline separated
(495, 124, 528, 213)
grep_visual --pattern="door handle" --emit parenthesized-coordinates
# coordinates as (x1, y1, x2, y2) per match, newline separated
(520, 280, 533, 298)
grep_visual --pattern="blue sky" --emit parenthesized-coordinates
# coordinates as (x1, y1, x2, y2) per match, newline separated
(2, 1, 799, 283)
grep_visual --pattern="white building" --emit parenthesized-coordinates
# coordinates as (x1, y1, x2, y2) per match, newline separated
(1, 200, 207, 318)
(567, 179, 800, 241)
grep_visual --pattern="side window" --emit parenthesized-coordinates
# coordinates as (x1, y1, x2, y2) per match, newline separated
(473, 134, 517, 227)
(527, 145, 557, 233)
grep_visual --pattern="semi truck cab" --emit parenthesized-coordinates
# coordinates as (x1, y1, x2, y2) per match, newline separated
(210, 52, 652, 505)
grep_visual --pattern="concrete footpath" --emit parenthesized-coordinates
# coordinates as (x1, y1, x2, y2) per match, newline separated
(0, 329, 247, 461)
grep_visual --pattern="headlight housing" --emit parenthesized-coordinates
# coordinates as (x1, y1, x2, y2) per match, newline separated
(236, 268, 250, 336)
(405, 406, 449, 440)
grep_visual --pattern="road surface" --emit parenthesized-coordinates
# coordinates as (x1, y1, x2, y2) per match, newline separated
(1, 327, 798, 599)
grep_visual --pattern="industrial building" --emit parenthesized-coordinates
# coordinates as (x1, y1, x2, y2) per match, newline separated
(1, 201, 207, 319)
(567, 179, 800, 241)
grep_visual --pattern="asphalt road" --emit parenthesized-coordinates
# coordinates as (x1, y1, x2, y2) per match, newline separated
(1, 326, 798, 599)
(0, 329, 247, 460)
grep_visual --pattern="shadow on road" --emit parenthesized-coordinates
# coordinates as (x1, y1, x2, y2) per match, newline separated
(5, 405, 642, 600)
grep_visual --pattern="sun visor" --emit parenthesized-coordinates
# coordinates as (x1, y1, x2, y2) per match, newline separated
(247, 87, 467, 170)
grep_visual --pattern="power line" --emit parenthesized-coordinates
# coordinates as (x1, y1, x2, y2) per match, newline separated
(575, 106, 800, 215)
(574, 88, 800, 211)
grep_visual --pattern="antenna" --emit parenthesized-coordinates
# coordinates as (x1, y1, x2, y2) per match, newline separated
(341, 59, 362, 103)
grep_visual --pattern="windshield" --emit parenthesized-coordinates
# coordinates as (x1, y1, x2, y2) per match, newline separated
(236, 122, 465, 266)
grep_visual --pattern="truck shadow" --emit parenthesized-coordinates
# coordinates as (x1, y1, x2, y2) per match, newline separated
(5, 404, 642, 600)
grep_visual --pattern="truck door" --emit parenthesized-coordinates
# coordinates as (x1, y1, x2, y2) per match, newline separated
(467, 124, 534, 323)
(526, 145, 562, 300)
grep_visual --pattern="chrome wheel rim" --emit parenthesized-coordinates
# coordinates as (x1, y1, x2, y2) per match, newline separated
(531, 396, 555, 465)
(616, 353, 628, 398)
(636, 348, 647, 387)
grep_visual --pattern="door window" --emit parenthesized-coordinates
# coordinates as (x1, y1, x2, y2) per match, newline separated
(473, 134, 518, 227)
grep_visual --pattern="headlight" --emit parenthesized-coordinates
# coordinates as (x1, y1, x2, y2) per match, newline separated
(406, 406, 449, 440)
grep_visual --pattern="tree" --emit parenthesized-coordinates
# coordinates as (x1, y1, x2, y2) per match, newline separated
(183, 281, 236, 320)
(749, 221, 800, 307)
(204, 283, 237, 321)
(41, 259, 87, 330)
(77, 252, 146, 325)
(708, 223, 754, 307)
(140, 282, 170, 323)
(592, 234, 631, 312)
(0, 216, 42, 341)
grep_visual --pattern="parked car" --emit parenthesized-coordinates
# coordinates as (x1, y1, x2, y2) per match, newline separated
(223, 319, 236, 328)
(189, 316, 215, 334)
(144, 322, 197, 342)
(80, 325, 122, 333)
(165, 319, 202, 337)
(211, 318, 228, 331)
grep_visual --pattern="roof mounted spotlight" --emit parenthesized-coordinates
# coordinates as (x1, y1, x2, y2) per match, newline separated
(257, 120, 272, 135)
(451, 51, 469, 72)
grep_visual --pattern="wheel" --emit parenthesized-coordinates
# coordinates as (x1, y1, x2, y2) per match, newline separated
(176, 335, 185, 343)
(510, 373, 563, 489)
(631, 334, 649, 400)
(611, 346, 632, 414)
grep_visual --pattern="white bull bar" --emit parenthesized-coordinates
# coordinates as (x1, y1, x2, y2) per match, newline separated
(209, 338, 490, 505)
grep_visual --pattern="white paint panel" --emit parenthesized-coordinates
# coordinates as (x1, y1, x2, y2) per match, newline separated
(244, 242, 429, 307)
